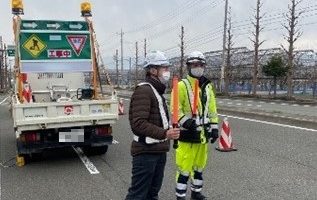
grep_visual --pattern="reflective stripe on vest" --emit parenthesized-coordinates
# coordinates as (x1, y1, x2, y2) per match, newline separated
(133, 82, 168, 144)
(182, 79, 211, 125)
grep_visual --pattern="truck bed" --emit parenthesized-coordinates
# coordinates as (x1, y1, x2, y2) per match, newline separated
(12, 96, 118, 134)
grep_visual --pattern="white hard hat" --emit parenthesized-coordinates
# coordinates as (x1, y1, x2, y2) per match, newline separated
(143, 50, 170, 69)
(186, 51, 206, 65)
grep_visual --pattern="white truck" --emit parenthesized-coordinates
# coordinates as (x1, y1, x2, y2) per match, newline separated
(11, 12, 118, 163)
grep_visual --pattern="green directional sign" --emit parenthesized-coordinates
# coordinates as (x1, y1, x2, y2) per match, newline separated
(7, 49, 15, 57)
(19, 19, 92, 73)
(20, 20, 89, 31)
(7, 45, 16, 57)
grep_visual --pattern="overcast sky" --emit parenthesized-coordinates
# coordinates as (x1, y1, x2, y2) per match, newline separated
(0, 0, 316, 69)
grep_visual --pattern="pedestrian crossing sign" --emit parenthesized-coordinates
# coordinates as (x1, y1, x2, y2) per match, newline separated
(22, 34, 47, 57)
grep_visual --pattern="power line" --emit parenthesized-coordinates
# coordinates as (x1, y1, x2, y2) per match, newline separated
(126, 0, 203, 34)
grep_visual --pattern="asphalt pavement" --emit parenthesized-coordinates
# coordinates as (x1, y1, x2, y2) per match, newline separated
(1, 97, 317, 200)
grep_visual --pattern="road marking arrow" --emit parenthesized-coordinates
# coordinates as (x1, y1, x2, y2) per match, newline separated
(69, 24, 83, 30)
(47, 23, 61, 29)
(22, 22, 38, 29)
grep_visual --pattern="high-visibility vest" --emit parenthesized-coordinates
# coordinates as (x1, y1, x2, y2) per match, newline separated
(177, 76, 218, 128)
(133, 82, 168, 144)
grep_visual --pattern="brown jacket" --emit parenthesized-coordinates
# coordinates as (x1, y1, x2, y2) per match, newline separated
(129, 76, 170, 156)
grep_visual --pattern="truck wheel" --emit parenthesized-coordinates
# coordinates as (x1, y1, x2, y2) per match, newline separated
(84, 145, 108, 156)
(30, 152, 43, 161)
(22, 152, 43, 164)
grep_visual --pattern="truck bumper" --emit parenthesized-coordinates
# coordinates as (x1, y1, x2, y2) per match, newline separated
(16, 126, 113, 154)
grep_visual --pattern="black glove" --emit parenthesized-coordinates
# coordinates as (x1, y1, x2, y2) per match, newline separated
(182, 118, 197, 131)
(206, 124, 219, 143)
(209, 129, 219, 143)
(179, 129, 201, 143)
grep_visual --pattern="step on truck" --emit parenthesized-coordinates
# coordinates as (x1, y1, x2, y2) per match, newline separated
(11, 1, 118, 165)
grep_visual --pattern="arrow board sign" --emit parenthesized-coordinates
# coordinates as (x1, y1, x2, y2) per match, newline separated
(23, 22, 38, 29)
(47, 23, 61, 29)
(69, 24, 83, 30)
(66, 35, 88, 56)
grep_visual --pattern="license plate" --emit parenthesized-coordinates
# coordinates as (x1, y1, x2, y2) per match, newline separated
(59, 129, 84, 142)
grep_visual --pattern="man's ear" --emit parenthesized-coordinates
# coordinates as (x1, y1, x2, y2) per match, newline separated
(149, 68, 158, 76)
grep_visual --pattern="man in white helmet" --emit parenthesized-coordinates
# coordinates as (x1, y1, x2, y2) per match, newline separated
(126, 50, 180, 200)
(170, 51, 219, 200)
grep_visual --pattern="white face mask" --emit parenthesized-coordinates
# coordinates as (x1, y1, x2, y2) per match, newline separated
(158, 71, 171, 84)
(191, 67, 204, 78)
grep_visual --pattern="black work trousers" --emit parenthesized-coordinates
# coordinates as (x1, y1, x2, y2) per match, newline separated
(125, 152, 167, 200)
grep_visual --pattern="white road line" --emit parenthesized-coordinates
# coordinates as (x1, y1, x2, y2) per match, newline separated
(236, 103, 242, 106)
(256, 105, 262, 108)
(270, 102, 276, 105)
(247, 104, 252, 106)
(219, 114, 317, 132)
(0, 96, 9, 105)
(303, 105, 310, 108)
(292, 104, 299, 106)
(73, 147, 100, 175)
(247, 100, 253, 103)
(227, 102, 233, 105)
(281, 103, 288, 106)
(218, 101, 223, 104)
(112, 139, 119, 144)
(0, 167, 2, 200)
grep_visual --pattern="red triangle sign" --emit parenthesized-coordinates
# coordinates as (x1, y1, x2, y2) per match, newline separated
(66, 35, 88, 56)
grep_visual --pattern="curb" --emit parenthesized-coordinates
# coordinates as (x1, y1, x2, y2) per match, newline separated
(218, 107, 317, 129)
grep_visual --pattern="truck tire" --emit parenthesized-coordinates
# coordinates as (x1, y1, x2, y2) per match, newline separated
(23, 152, 43, 164)
(84, 145, 108, 156)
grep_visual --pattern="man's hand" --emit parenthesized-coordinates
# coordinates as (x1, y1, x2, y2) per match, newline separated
(166, 128, 180, 140)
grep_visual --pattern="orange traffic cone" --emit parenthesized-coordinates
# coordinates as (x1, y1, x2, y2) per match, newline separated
(118, 98, 124, 115)
(216, 117, 237, 152)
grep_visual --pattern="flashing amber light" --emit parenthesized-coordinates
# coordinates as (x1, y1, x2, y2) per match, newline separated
(11, 0, 24, 15)
(81, 2, 92, 17)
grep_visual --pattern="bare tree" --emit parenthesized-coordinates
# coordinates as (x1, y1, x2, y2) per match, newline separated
(180, 26, 185, 78)
(224, 10, 233, 95)
(251, 0, 265, 96)
(282, 0, 303, 99)
(313, 65, 317, 98)
(134, 41, 139, 88)
(114, 49, 119, 88)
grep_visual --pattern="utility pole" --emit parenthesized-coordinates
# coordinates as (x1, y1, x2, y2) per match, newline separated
(4, 44, 8, 89)
(129, 57, 132, 87)
(180, 26, 185, 78)
(220, 0, 229, 93)
(0, 36, 3, 90)
(135, 42, 139, 88)
(120, 29, 124, 86)
(144, 38, 147, 58)
(115, 49, 119, 88)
